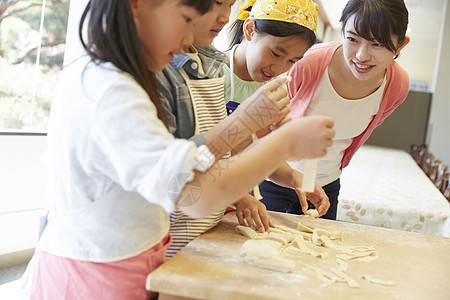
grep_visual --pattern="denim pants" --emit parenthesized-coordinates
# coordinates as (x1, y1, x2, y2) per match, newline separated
(259, 178, 341, 220)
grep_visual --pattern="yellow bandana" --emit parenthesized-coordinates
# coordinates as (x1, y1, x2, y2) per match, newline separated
(236, 0, 318, 34)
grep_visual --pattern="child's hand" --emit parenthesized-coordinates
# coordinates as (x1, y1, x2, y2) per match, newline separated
(235, 194, 274, 233)
(294, 185, 330, 217)
(269, 115, 292, 131)
(236, 77, 291, 133)
(279, 115, 335, 161)
(255, 115, 292, 139)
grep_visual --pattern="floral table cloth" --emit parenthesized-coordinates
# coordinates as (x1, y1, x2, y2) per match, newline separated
(337, 145, 450, 237)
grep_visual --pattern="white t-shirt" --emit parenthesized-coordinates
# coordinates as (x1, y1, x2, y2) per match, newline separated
(288, 67, 385, 186)
(37, 57, 214, 262)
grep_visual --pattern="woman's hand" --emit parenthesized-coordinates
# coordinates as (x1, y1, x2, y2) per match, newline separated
(256, 115, 292, 139)
(235, 194, 274, 232)
(294, 184, 330, 217)
(268, 166, 330, 217)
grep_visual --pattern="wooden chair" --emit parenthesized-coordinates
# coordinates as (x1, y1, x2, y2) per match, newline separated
(410, 144, 427, 165)
(431, 163, 448, 186)
(427, 159, 442, 179)
(436, 172, 450, 194)
(421, 152, 434, 176)
(444, 186, 450, 203)
(427, 160, 438, 178)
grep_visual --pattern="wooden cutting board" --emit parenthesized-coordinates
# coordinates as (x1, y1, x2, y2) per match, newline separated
(147, 211, 450, 300)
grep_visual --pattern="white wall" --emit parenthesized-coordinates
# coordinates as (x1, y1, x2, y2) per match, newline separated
(319, 0, 447, 94)
(428, 1, 450, 166)
(0, 0, 90, 261)
(0, 135, 47, 256)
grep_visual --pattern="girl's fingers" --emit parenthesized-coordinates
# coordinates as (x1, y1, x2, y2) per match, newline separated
(277, 96, 290, 108)
(278, 106, 292, 119)
(259, 210, 272, 232)
(270, 115, 291, 130)
(236, 210, 245, 226)
(262, 76, 291, 93)
(269, 86, 288, 101)
(322, 116, 335, 128)
(275, 108, 290, 126)
(244, 209, 255, 230)
(251, 210, 265, 233)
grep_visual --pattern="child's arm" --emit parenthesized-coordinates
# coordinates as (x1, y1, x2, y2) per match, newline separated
(202, 77, 291, 160)
(234, 194, 274, 233)
(267, 163, 330, 217)
(178, 115, 335, 218)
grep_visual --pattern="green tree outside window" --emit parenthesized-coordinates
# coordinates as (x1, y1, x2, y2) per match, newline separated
(0, 0, 70, 131)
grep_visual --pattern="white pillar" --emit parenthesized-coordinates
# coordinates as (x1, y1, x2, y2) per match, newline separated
(63, 0, 89, 67)
(428, 0, 450, 166)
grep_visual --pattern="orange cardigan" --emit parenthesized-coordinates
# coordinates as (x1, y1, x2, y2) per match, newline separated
(287, 41, 409, 170)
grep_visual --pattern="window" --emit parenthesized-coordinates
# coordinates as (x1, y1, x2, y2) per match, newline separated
(0, 0, 70, 132)
(0, 0, 70, 263)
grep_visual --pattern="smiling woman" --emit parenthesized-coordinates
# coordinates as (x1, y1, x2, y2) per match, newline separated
(260, 0, 411, 221)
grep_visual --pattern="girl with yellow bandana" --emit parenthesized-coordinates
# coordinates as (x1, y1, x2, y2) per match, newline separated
(224, 0, 331, 226)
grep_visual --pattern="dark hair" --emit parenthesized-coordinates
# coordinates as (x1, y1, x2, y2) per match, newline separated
(228, 18, 316, 50)
(79, 0, 213, 127)
(340, 0, 409, 53)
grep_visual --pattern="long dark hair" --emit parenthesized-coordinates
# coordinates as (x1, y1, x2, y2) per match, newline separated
(340, 0, 409, 53)
(228, 17, 316, 50)
(79, 0, 213, 127)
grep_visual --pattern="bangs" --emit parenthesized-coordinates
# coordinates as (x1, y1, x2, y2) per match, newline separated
(255, 20, 316, 47)
(352, 8, 396, 52)
(340, 0, 406, 53)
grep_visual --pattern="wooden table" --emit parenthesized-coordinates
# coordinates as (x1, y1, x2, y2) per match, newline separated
(147, 212, 450, 300)
(337, 145, 450, 237)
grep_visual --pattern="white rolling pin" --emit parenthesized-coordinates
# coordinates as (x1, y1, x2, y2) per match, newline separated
(301, 159, 317, 193)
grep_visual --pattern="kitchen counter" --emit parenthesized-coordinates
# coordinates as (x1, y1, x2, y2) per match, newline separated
(147, 211, 450, 300)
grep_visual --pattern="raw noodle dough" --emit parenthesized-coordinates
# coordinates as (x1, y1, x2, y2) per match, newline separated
(331, 267, 360, 288)
(298, 209, 319, 219)
(235, 221, 387, 288)
(305, 209, 319, 218)
(235, 225, 259, 239)
(360, 274, 396, 286)
(240, 239, 292, 273)
(254, 232, 293, 245)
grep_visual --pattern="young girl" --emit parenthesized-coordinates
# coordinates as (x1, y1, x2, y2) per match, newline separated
(157, 0, 299, 257)
(260, 0, 410, 220)
(225, 0, 331, 221)
(25, 0, 335, 299)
